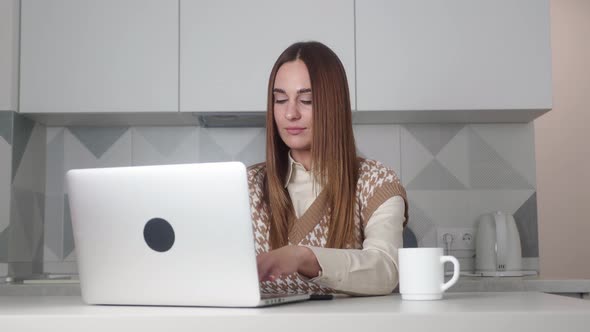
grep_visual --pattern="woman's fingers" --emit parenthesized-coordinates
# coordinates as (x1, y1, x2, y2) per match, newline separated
(257, 253, 269, 281)
(257, 252, 277, 281)
(257, 246, 298, 281)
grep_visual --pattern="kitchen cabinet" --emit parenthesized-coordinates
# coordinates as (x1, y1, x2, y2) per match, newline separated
(17, 0, 553, 124)
(0, 0, 19, 111)
(179, 0, 355, 113)
(355, 0, 552, 114)
(19, 0, 178, 113)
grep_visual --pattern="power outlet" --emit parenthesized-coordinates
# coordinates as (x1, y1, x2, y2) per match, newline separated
(437, 227, 476, 251)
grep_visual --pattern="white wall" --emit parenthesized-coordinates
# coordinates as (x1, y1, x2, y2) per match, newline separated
(536, 0, 590, 279)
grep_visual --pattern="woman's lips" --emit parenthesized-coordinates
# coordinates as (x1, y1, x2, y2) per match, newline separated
(286, 127, 306, 135)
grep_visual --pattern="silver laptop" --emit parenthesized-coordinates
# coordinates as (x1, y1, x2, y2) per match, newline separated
(66, 162, 309, 307)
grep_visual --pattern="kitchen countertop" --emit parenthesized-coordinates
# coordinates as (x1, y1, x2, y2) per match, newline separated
(452, 276, 590, 295)
(1, 292, 589, 332)
(2, 276, 590, 297)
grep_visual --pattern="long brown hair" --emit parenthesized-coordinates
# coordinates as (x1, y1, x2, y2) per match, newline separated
(264, 41, 359, 249)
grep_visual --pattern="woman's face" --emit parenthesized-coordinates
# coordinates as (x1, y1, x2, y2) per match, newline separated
(273, 60, 313, 153)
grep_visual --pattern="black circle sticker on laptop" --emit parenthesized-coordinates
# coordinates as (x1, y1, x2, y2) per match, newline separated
(143, 218, 175, 252)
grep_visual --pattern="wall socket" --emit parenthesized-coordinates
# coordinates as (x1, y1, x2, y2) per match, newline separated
(437, 227, 476, 251)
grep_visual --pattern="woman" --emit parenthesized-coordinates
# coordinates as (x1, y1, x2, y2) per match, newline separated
(249, 41, 408, 296)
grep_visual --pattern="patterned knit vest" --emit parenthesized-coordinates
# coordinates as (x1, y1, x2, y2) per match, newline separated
(247, 159, 408, 295)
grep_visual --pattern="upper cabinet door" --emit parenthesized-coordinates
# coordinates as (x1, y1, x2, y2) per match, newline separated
(356, 0, 552, 112)
(0, 0, 18, 111)
(180, 0, 355, 113)
(20, 0, 178, 113)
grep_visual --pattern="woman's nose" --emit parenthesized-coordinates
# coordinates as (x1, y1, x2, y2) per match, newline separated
(285, 101, 301, 120)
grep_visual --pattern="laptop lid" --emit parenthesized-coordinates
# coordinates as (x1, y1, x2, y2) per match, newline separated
(66, 162, 264, 307)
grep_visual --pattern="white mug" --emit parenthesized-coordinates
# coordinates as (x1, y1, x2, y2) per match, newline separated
(398, 247, 460, 300)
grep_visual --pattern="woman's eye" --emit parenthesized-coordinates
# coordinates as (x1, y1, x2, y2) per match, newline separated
(274, 99, 287, 104)
(300, 100, 312, 105)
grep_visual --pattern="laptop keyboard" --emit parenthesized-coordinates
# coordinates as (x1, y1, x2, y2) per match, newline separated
(261, 293, 294, 300)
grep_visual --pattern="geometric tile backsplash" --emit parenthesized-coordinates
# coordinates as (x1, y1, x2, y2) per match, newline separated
(400, 123, 537, 257)
(0, 112, 11, 278)
(0, 111, 46, 278)
(0, 117, 539, 276)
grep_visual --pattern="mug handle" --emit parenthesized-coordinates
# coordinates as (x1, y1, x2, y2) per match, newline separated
(440, 256, 460, 292)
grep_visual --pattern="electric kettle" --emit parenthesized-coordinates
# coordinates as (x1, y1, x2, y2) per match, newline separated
(475, 211, 524, 276)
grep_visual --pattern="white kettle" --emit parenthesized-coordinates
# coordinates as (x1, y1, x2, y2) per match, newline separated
(475, 211, 524, 276)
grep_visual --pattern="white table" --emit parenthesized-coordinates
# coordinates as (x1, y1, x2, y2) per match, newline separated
(1, 292, 589, 332)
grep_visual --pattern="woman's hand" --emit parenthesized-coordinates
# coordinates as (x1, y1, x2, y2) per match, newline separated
(256, 245, 321, 282)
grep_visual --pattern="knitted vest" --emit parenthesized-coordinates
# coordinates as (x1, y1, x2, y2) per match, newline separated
(247, 159, 408, 295)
